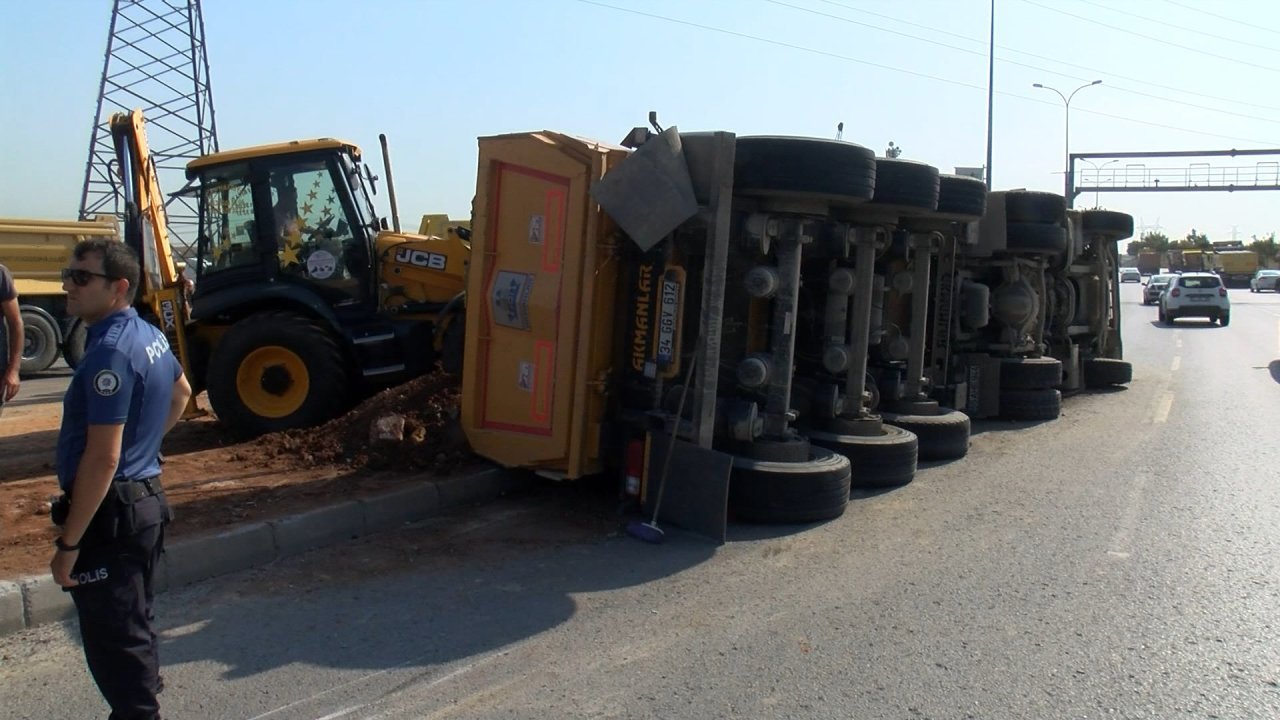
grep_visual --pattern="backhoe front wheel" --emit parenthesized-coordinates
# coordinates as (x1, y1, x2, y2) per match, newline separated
(207, 311, 349, 439)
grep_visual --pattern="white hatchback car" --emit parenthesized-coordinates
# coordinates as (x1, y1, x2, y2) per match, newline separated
(1250, 269, 1280, 293)
(1159, 272, 1230, 326)
(1119, 267, 1141, 283)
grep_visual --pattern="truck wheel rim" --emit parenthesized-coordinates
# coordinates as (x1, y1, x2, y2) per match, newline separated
(236, 346, 309, 419)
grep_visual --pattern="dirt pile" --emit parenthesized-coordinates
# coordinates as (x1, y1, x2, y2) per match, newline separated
(254, 371, 475, 474)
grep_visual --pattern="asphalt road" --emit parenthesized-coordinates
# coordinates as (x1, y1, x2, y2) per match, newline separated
(3, 283, 1278, 719)
(5, 362, 72, 411)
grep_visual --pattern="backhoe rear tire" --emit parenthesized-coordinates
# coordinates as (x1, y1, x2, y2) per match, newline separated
(207, 311, 349, 439)
(729, 445, 852, 524)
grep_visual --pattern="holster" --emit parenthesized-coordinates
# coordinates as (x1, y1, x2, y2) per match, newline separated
(54, 477, 174, 544)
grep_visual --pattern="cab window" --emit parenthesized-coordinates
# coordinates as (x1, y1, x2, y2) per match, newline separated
(268, 162, 363, 289)
(198, 174, 257, 276)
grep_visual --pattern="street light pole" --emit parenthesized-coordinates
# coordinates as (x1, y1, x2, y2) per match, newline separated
(1033, 79, 1101, 204)
(1080, 158, 1118, 208)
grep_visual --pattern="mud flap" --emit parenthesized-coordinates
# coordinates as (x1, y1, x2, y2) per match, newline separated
(642, 434, 733, 544)
(590, 126, 698, 252)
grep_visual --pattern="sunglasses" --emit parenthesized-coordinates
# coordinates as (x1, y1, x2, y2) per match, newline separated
(61, 268, 119, 287)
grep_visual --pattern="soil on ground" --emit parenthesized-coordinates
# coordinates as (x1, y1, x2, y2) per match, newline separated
(0, 371, 478, 580)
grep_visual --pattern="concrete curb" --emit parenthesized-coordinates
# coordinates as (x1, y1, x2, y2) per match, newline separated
(0, 581, 24, 636)
(21, 575, 75, 627)
(2, 464, 516, 638)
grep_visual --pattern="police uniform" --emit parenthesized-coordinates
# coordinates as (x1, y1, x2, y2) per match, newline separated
(57, 306, 180, 720)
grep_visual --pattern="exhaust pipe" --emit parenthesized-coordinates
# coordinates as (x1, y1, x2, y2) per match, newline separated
(378, 133, 402, 233)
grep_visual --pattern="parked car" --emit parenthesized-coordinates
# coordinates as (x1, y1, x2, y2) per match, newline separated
(1119, 267, 1141, 283)
(1249, 269, 1280, 293)
(1143, 273, 1175, 305)
(1159, 272, 1230, 326)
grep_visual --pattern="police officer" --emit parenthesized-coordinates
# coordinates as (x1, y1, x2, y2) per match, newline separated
(51, 238, 191, 720)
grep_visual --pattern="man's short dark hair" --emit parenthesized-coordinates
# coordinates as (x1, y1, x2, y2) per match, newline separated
(74, 239, 141, 302)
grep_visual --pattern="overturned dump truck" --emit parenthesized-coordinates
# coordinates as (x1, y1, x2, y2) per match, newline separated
(930, 191, 1071, 421)
(927, 192, 1133, 421)
(458, 126, 1002, 537)
(1046, 208, 1134, 392)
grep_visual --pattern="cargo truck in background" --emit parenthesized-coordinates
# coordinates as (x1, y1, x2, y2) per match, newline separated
(1181, 249, 1210, 273)
(0, 216, 120, 373)
(1214, 248, 1258, 288)
(1136, 251, 1161, 276)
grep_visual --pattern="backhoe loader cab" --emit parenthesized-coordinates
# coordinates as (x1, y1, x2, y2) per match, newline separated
(110, 109, 468, 438)
(178, 137, 469, 437)
(185, 139, 384, 307)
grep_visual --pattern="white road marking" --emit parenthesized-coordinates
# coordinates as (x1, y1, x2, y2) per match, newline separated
(314, 707, 364, 720)
(1171, 356, 1181, 372)
(1154, 392, 1174, 424)
(1107, 470, 1149, 560)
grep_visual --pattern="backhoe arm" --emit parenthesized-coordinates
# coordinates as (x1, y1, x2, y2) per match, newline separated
(110, 109, 200, 415)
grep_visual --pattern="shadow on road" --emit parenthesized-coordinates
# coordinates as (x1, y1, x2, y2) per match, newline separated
(152, 477, 715, 684)
(1271, 360, 1280, 385)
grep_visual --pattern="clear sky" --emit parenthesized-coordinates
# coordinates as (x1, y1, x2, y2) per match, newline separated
(3, 0, 1280, 244)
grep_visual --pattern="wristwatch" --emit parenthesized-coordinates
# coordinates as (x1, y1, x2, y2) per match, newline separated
(55, 537, 81, 552)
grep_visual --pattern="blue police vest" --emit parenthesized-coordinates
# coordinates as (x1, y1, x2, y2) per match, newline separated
(57, 308, 183, 492)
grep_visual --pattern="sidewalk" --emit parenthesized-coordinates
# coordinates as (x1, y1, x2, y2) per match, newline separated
(0, 464, 522, 638)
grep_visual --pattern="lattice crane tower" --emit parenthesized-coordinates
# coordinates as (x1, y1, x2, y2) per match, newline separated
(78, 0, 218, 259)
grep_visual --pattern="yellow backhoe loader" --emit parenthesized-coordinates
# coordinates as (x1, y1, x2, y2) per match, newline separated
(112, 109, 469, 437)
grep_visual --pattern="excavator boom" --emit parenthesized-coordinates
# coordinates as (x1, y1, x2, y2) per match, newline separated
(109, 109, 197, 398)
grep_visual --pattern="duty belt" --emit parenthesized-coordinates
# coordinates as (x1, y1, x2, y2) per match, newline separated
(114, 476, 163, 504)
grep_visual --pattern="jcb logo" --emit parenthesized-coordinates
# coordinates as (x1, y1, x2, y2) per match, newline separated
(394, 247, 448, 271)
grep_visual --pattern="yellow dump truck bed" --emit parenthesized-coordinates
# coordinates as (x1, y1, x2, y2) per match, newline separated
(0, 216, 119, 295)
(459, 131, 630, 478)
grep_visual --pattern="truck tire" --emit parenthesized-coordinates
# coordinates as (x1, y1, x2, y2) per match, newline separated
(734, 136, 876, 206)
(63, 320, 88, 369)
(999, 387, 1061, 421)
(1004, 190, 1066, 224)
(207, 311, 349, 439)
(878, 408, 970, 461)
(999, 356, 1063, 390)
(1004, 222, 1067, 255)
(728, 445, 852, 524)
(19, 309, 59, 375)
(936, 174, 987, 220)
(808, 423, 918, 489)
(1083, 358, 1132, 387)
(1081, 210, 1134, 241)
(868, 158, 940, 212)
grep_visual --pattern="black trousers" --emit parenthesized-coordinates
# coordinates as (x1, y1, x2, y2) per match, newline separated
(69, 494, 165, 720)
